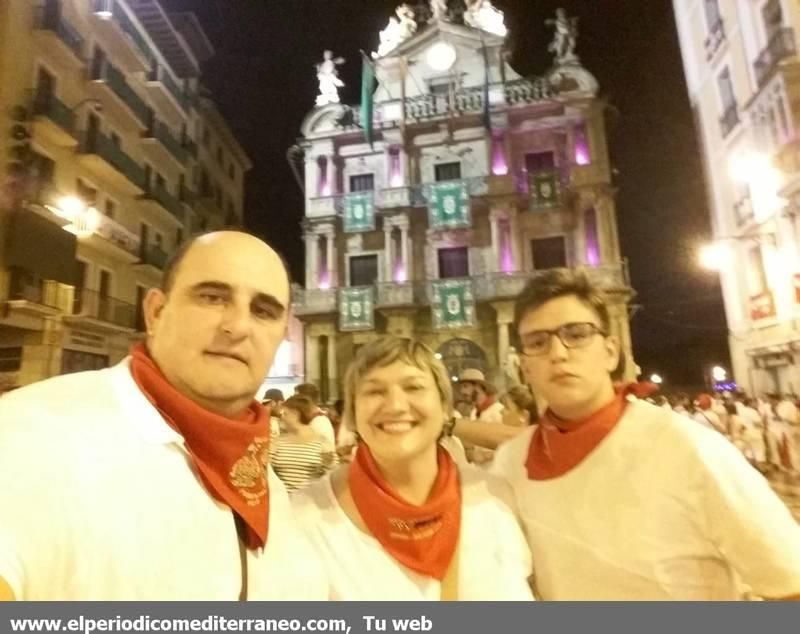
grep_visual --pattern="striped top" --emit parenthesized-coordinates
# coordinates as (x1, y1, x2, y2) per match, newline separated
(270, 436, 338, 493)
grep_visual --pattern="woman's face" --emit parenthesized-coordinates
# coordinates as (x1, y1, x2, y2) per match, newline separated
(354, 360, 445, 465)
(501, 398, 528, 427)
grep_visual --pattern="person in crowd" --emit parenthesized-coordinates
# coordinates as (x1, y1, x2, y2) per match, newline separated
(295, 382, 336, 450)
(456, 369, 504, 423)
(492, 268, 800, 600)
(501, 385, 538, 427)
(0, 231, 326, 600)
(270, 395, 338, 492)
(691, 394, 726, 434)
(262, 387, 285, 438)
(292, 337, 533, 600)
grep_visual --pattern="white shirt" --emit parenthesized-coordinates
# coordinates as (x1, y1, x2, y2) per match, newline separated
(492, 400, 800, 600)
(0, 360, 327, 600)
(309, 413, 336, 450)
(291, 466, 534, 600)
(477, 400, 505, 424)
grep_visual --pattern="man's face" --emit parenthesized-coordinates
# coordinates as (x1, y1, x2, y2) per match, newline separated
(458, 381, 477, 402)
(144, 232, 290, 417)
(518, 295, 619, 420)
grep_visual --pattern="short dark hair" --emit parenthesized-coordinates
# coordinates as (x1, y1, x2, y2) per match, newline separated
(283, 395, 316, 424)
(513, 269, 611, 342)
(161, 229, 292, 293)
(294, 382, 320, 404)
(513, 269, 623, 379)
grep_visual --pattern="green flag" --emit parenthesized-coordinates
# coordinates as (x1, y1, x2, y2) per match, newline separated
(339, 286, 374, 331)
(428, 181, 470, 229)
(431, 279, 475, 330)
(344, 192, 375, 233)
(360, 53, 375, 148)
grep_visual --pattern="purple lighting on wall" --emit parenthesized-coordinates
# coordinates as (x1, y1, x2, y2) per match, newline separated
(585, 207, 600, 267)
(491, 132, 509, 176)
(394, 261, 407, 283)
(500, 219, 514, 272)
(389, 147, 403, 187)
(318, 237, 330, 288)
(574, 123, 591, 166)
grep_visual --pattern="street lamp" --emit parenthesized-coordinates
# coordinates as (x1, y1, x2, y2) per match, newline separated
(650, 373, 663, 385)
(711, 365, 727, 383)
(46, 196, 100, 237)
(698, 242, 733, 271)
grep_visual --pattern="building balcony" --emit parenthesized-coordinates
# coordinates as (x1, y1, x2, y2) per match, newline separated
(88, 213, 141, 262)
(136, 244, 169, 272)
(145, 65, 190, 123)
(91, 0, 152, 73)
(31, 93, 78, 147)
(5, 276, 71, 317)
(375, 282, 416, 307)
(33, 1, 85, 66)
(292, 288, 337, 316)
(307, 195, 343, 218)
(754, 27, 797, 88)
(377, 187, 413, 209)
(88, 62, 151, 129)
(66, 288, 136, 333)
(719, 103, 740, 139)
(704, 18, 726, 62)
(78, 131, 146, 195)
(141, 122, 189, 168)
(141, 185, 184, 222)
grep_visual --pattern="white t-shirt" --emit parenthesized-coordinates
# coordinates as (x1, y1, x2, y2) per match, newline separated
(291, 466, 534, 600)
(0, 360, 327, 600)
(309, 413, 336, 450)
(491, 400, 800, 600)
(477, 401, 505, 424)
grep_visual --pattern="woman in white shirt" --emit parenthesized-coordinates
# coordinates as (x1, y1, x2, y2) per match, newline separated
(292, 337, 533, 600)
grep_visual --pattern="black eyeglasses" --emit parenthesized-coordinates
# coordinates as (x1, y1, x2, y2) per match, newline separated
(519, 322, 606, 357)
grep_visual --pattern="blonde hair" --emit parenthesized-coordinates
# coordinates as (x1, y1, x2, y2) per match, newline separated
(343, 337, 453, 428)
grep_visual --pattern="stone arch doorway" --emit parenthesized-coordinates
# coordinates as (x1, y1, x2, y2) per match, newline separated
(436, 338, 488, 382)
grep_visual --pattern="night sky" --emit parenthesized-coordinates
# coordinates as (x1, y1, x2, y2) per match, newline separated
(168, 0, 729, 390)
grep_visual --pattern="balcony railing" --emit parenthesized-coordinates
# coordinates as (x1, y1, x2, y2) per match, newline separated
(93, 62, 151, 125)
(93, 0, 152, 62)
(80, 132, 143, 186)
(148, 122, 188, 163)
(139, 244, 168, 270)
(94, 213, 140, 255)
(293, 265, 630, 316)
(755, 27, 797, 87)
(143, 185, 183, 219)
(719, 102, 740, 139)
(704, 18, 726, 61)
(73, 288, 135, 328)
(148, 66, 190, 111)
(80, 131, 147, 189)
(32, 93, 76, 135)
(37, 1, 84, 59)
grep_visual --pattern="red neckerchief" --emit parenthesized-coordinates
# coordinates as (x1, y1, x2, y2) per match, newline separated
(526, 387, 630, 480)
(129, 343, 270, 549)
(348, 443, 461, 580)
(476, 395, 497, 414)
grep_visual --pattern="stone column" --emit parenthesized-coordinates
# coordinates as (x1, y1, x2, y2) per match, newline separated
(306, 333, 320, 386)
(384, 224, 395, 281)
(325, 232, 336, 287)
(326, 154, 336, 195)
(305, 232, 319, 289)
(399, 225, 409, 282)
(327, 332, 338, 400)
(489, 209, 501, 272)
(509, 209, 520, 272)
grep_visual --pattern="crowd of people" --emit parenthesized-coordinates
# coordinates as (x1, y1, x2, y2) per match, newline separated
(0, 230, 799, 601)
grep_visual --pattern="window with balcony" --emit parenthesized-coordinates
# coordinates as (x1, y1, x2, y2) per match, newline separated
(717, 67, 739, 138)
(435, 162, 461, 182)
(0, 347, 23, 373)
(99, 269, 111, 299)
(29, 152, 55, 202)
(104, 199, 116, 219)
(350, 173, 375, 192)
(438, 247, 469, 279)
(531, 236, 567, 270)
(349, 254, 379, 287)
(76, 179, 98, 206)
(35, 66, 55, 106)
(90, 47, 107, 82)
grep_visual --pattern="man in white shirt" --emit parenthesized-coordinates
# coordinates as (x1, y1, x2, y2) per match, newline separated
(0, 231, 325, 600)
(294, 382, 336, 450)
(456, 368, 504, 423)
(491, 268, 800, 600)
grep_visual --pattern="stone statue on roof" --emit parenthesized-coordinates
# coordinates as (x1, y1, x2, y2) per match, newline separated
(430, 0, 449, 22)
(374, 4, 418, 58)
(315, 50, 345, 107)
(546, 8, 579, 65)
(463, 0, 507, 37)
